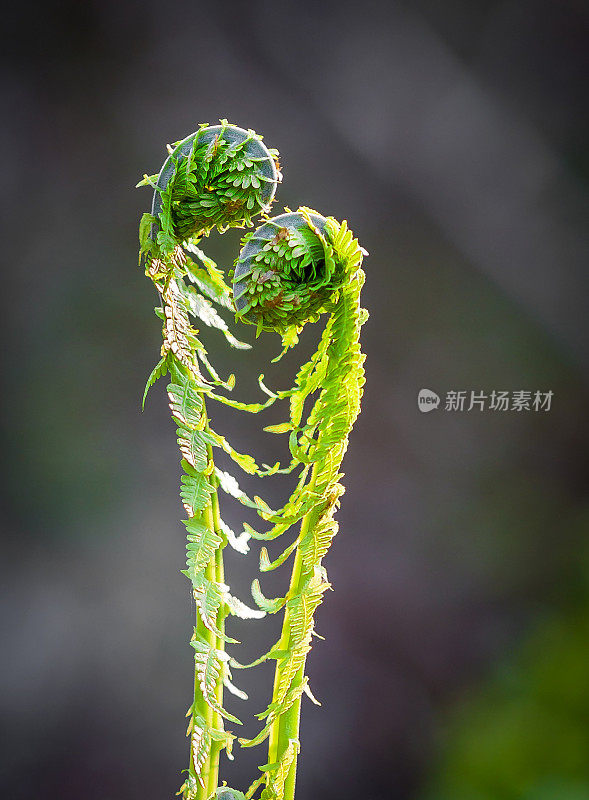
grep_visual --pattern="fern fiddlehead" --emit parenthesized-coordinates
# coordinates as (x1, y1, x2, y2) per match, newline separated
(139, 121, 280, 800)
(139, 123, 366, 800)
(231, 210, 367, 800)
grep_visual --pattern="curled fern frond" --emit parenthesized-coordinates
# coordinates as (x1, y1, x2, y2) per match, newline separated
(139, 122, 283, 800)
(231, 213, 367, 799)
(233, 208, 360, 333)
(143, 120, 280, 257)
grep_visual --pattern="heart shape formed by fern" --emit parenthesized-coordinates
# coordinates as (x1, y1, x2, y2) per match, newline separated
(138, 121, 367, 800)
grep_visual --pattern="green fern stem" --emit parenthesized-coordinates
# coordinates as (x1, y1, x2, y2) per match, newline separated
(269, 520, 309, 800)
(208, 465, 227, 798)
(266, 532, 305, 768)
(196, 426, 222, 800)
(266, 457, 318, 769)
(198, 544, 218, 798)
(183, 408, 224, 800)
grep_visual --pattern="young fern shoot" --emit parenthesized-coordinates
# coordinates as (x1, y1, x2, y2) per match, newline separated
(139, 121, 280, 800)
(138, 122, 367, 800)
(231, 210, 367, 800)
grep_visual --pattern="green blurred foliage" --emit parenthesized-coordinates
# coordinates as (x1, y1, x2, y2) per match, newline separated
(423, 526, 589, 800)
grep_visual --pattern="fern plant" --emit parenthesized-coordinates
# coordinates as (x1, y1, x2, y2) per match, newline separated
(138, 121, 367, 800)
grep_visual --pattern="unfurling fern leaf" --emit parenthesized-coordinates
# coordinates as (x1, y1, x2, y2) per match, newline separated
(231, 209, 367, 800)
(190, 716, 212, 789)
(180, 463, 214, 516)
(191, 638, 242, 725)
(183, 516, 222, 581)
(139, 123, 366, 800)
(139, 121, 280, 800)
(192, 575, 237, 644)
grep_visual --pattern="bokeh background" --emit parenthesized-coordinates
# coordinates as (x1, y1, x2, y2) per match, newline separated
(2, 1, 588, 799)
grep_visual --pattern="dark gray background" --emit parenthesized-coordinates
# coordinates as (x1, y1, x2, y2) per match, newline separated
(1, 2, 588, 799)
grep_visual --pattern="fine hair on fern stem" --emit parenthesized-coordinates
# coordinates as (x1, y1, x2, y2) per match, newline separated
(138, 121, 367, 800)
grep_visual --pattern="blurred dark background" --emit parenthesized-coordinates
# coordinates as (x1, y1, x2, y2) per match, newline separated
(1, 1, 588, 799)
